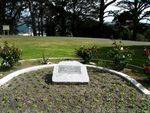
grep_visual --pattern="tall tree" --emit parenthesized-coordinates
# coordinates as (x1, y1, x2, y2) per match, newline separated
(117, 0, 150, 40)
(98, 0, 117, 33)
(113, 11, 133, 25)
(66, 0, 97, 36)
(0, 0, 25, 34)
(25, 0, 38, 36)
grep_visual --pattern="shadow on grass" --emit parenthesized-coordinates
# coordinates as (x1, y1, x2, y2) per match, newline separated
(97, 45, 150, 68)
(96, 45, 150, 89)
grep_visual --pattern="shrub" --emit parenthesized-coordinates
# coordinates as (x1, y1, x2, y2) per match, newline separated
(41, 52, 49, 64)
(144, 29, 150, 41)
(97, 60, 113, 69)
(75, 46, 100, 64)
(0, 41, 21, 68)
(136, 33, 147, 41)
(108, 41, 133, 71)
(116, 27, 131, 40)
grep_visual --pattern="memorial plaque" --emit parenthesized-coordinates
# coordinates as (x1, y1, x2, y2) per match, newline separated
(52, 61, 89, 83)
(58, 65, 81, 74)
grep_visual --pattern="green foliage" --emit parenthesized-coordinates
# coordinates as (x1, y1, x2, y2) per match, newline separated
(97, 60, 113, 68)
(144, 48, 150, 66)
(41, 52, 49, 64)
(108, 41, 133, 71)
(137, 33, 147, 41)
(75, 46, 100, 64)
(119, 27, 131, 40)
(117, 0, 150, 40)
(146, 56, 150, 66)
(144, 29, 150, 41)
(0, 41, 21, 68)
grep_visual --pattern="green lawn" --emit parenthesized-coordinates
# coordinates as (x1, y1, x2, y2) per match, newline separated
(0, 36, 117, 59)
(0, 36, 149, 67)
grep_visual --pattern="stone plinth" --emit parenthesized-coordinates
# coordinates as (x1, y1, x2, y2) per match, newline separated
(52, 61, 89, 83)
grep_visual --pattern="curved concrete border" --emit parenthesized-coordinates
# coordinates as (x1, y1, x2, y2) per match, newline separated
(0, 64, 149, 96)
(85, 65, 150, 96)
(0, 64, 56, 86)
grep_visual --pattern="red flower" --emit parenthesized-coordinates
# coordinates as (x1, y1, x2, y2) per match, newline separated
(144, 66, 150, 74)
(144, 49, 150, 56)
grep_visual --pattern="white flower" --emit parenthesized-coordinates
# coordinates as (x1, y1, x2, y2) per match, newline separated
(123, 55, 125, 58)
(120, 47, 124, 50)
(0, 74, 3, 76)
(3, 61, 10, 67)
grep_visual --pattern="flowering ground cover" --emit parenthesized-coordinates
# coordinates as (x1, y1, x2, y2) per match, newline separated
(0, 68, 149, 113)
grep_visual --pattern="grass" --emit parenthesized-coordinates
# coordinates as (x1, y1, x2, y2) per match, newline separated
(0, 36, 149, 61)
(0, 68, 149, 113)
(0, 36, 112, 59)
(94, 46, 150, 67)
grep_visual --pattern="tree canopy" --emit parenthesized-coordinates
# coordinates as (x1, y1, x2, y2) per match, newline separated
(0, 0, 149, 40)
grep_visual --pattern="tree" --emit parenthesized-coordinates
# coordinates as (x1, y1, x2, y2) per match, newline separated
(114, 11, 133, 25)
(0, 0, 6, 33)
(66, 0, 95, 36)
(0, 0, 25, 34)
(98, 0, 117, 34)
(25, 0, 38, 36)
(117, 0, 150, 40)
(53, 0, 69, 36)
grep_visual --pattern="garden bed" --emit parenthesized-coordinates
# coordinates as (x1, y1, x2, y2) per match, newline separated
(0, 68, 149, 113)
(0, 59, 150, 90)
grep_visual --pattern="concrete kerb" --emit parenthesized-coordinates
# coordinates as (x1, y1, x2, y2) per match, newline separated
(0, 64, 56, 86)
(86, 65, 150, 96)
(0, 64, 149, 96)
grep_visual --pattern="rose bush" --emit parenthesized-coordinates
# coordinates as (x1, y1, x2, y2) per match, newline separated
(75, 46, 100, 64)
(0, 41, 21, 69)
(108, 41, 133, 71)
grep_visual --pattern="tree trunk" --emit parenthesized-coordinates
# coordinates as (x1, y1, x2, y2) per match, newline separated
(71, 0, 77, 36)
(59, 8, 66, 36)
(99, 0, 105, 35)
(31, 14, 37, 36)
(132, 24, 137, 41)
(28, 1, 37, 36)
(132, 0, 138, 41)
(40, 16, 44, 36)
(61, 16, 66, 36)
